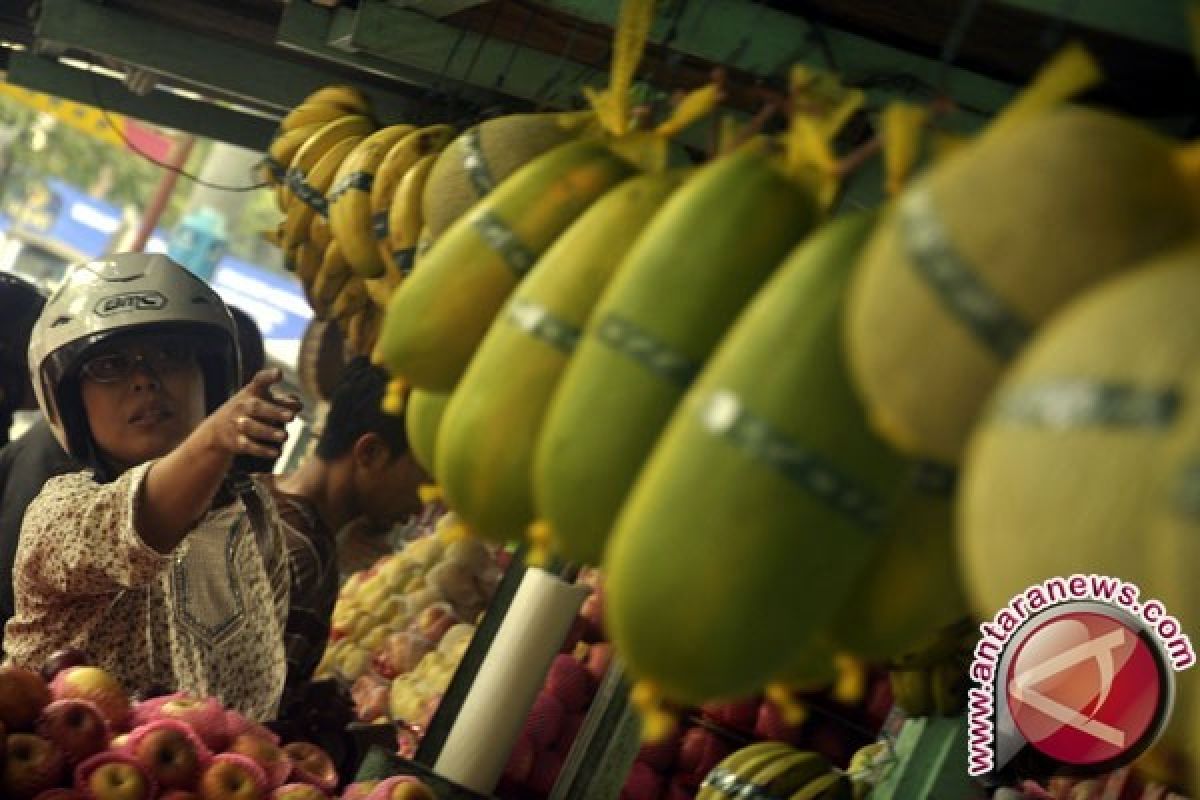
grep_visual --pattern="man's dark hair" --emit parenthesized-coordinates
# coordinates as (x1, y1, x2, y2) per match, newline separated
(316, 357, 408, 460)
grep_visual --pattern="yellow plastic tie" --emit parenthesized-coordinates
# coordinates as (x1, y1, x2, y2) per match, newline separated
(573, 641, 591, 661)
(417, 484, 443, 505)
(765, 683, 809, 727)
(833, 654, 868, 707)
(381, 377, 408, 415)
(655, 83, 724, 139)
(630, 681, 677, 743)
(882, 102, 929, 197)
(987, 42, 1102, 139)
(526, 521, 553, 568)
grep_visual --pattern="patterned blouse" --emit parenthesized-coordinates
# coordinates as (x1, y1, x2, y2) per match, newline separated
(4, 462, 290, 721)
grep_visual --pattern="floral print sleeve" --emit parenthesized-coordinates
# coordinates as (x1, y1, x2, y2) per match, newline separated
(17, 463, 172, 596)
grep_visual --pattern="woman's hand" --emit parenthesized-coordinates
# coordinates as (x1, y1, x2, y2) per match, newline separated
(203, 368, 303, 462)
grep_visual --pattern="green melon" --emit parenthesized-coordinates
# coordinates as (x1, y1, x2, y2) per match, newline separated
(846, 107, 1199, 465)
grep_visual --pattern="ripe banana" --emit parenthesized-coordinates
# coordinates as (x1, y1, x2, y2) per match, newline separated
(312, 240, 353, 315)
(370, 125, 455, 270)
(296, 84, 373, 117)
(332, 277, 371, 322)
(279, 102, 356, 135)
(294, 241, 323, 288)
(535, 142, 820, 568)
(345, 304, 382, 357)
(310, 209, 333, 253)
(364, 273, 399, 311)
(282, 134, 363, 251)
(406, 388, 452, 478)
(375, 139, 638, 391)
(382, 152, 439, 280)
(436, 170, 688, 546)
(259, 121, 324, 190)
(328, 124, 419, 278)
(602, 213, 907, 707)
(282, 114, 376, 211)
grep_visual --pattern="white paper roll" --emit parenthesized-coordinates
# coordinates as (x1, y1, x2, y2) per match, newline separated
(433, 567, 590, 793)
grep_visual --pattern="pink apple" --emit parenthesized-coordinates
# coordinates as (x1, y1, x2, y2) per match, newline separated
(223, 711, 279, 747)
(50, 667, 130, 731)
(80, 753, 154, 800)
(34, 698, 110, 766)
(351, 675, 390, 723)
(4, 732, 66, 798)
(282, 742, 337, 793)
(406, 602, 459, 644)
(126, 719, 211, 792)
(151, 696, 229, 753)
(578, 587, 605, 642)
(197, 753, 267, 800)
(269, 783, 329, 799)
(584, 642, 613, 686)
(362, 776, 432, 800)
(339, 782, 378, 800)
(228, 733, 292, 789)
(0, 665, 53, 730)
(371, 633, 433, 680)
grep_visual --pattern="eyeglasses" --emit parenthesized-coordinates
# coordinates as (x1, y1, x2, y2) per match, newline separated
(81, 343, 196, 384)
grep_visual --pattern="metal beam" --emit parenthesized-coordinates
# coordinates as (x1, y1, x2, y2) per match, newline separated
(402, 0, 494, 19)
(5, 51, 278, 151)
(989, 0, 1192, 53)
(532, 0, 1015, 116)
(32, 0, 437, 124)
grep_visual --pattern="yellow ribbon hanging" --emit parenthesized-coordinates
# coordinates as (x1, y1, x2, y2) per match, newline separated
(882, 102, 929, 197)
(584, 0, 658, 137)
(986, 42, 1103, 139)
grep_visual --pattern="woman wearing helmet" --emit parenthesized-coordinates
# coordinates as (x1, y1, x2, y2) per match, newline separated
(4, 252, 302, 721)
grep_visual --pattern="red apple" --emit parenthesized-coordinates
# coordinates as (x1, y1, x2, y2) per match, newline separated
(635, 721, 680, 773)
(700, 697, 760, 734)
(545, 654, 593, 713)
(527, 751, 564, 796)
(198, 753, 267, 800)
(501, 736, 534, 785)
(4, 732, 66, 798)
(228, 733, 292, 789)
(621, 761, 662, 800)
(79, 752, 154, 800)
(34, 698, 110, 765)
(557, 711, 587, 753)
(158, 792, 202, 800)
(676, 728, 732, 781)
(50, 667, 130, 731)
(151, 696, 229, 752)
(268, 783, 329, 799)
(282, 742, 337, 793)
(752, 700, 804, 744)
(662, 778, 695, 800)
(223, 711, 279, 747)
(39, 649, 89, 683)
(126, 719, 211, 792)
(0, 665, 53, 730)
(520, 692, 564, 751)
(29, 789, 87, 800)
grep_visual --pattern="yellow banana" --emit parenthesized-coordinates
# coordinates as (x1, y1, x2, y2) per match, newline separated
(297, 84, 373, 117)
(328, 124, 421, 279)
(332, 277, 371, 322)
(370, 125, 455, 271)
(280, 102, 356, 135)
(312, 240, 353, 313)
(699, 742, 798, 800)
(260, 121, 324, 190)
(282, 114, 376, 211)
(282, 135, 363, 251)
(364, 272, 400, 311)
(310, 210, 333, 253)
(295, 240, 323, 288)
(788, 772, 853, 800)
(382, 152, 440, 280)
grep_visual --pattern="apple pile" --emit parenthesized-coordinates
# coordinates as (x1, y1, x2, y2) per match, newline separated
(0, 656, 440, 800)
(315, 519, 506, 735)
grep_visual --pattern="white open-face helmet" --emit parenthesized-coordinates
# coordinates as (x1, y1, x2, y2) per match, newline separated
(28, 253, 240, 468)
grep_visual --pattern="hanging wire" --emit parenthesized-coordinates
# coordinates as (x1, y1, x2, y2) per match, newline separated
(493, 0, 536, 92)
(460, 0, 507, 88)
(725, 1, 770, 71)
(935, 0, 986, 95)
(423, 24, 471, 123)
(86, 63, 266, 192)
(643, 0, 690, 119)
